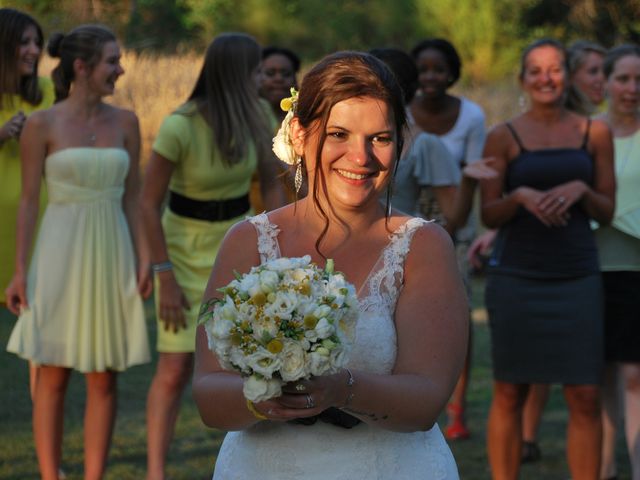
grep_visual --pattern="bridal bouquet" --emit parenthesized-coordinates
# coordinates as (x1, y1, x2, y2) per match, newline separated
(199, 255, 359, 403)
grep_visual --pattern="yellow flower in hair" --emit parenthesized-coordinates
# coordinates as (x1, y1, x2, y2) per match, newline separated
(279, 87, 298, 112)
(280, 97, 293, 112)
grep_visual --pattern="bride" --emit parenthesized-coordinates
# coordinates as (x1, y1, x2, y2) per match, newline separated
(192, 51, 468, 479)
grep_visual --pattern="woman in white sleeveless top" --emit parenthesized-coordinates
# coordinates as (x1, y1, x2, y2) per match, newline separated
(192, 51, 469, 479)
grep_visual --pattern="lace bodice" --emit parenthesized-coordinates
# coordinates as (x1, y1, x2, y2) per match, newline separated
(213, 213, 459, 480)
(248, 213, 427, 374)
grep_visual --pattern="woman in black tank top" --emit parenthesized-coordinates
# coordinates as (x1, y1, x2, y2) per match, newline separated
(480, 39, 615, 480)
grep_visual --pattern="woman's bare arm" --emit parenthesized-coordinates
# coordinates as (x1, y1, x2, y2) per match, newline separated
(5, 112, 48, 313)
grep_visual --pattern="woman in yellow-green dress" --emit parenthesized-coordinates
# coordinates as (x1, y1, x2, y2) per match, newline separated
(0, 8, 53, 306)
(140, 33, 287, 478)
(0, 8, 55, 406)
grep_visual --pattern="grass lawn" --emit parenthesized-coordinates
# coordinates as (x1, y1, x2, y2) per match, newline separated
(0, 276, 631, 479)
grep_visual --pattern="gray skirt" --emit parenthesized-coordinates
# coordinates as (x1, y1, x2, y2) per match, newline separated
(485, 273, 604, 384)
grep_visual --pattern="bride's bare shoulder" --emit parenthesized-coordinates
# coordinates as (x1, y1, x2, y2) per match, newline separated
(404, 218, 455, 264)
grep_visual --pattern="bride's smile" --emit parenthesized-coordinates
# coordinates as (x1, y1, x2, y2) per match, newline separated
(299, 96, 396, 213)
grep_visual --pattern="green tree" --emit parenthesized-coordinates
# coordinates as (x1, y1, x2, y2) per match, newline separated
(182, 0, 423, 61)
(414, 0, 522, 82)
(518, 0, 640, 46)
(126, 0, 193, 51)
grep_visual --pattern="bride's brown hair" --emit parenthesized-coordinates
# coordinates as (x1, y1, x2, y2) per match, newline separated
(294, 51, 406, 255)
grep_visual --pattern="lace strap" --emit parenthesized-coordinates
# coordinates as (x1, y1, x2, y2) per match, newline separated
(359, 217, 430, 314)
(247, 213, 281, 263)
(384, 217, 429, 286)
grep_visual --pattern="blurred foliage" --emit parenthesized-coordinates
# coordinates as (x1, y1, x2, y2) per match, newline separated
(5, 0, 640, 82)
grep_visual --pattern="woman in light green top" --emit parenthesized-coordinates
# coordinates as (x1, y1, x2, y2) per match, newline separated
(140, 33, 286, 479)
(598, 44, 640, 480)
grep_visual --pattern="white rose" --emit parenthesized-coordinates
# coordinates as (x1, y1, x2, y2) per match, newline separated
(208, 330, 231, 357)
(330, 345, 348, 370)
(263, 290, 299, 319)
(272, 110, 297, 166)
(246, 348, 282, 379)
(279, 340, 308, 382)
(243, 374, 282, 402)
(219, 299, 238, 321)
(229, 348, 250, 373)
(259, 270, 280, 293)
(290, 267, 309, 283)
(313, 304, 332, 319)
(239, 273, 260, 296)
(210, 317, 234, 340)
(314, 317, 334, 340)
(304, 329, 318, 343)
(252, 316, 279, 340)
(308, 349, 331, 376)
(266, 255, 311, 272)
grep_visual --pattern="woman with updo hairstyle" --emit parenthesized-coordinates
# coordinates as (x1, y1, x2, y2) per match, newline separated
(193, 51, 468, 479)
(481, 38, 614, 479)
(5, 24, 150, 479)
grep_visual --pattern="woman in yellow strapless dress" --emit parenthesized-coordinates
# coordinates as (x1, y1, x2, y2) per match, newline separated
(5, 25, 150, 479)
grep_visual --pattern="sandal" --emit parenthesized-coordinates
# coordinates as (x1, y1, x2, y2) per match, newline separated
(521, 441, 541, 464)
(444, 403, 470, 440)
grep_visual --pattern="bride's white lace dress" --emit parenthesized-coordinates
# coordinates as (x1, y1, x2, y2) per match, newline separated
(212, 213, 459, 479)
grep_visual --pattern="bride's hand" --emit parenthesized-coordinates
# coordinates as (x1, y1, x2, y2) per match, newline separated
(253, 371, 351, 421)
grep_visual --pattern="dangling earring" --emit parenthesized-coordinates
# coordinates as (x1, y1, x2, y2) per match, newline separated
(294, 157, 303, 193)
(518, 94, 527, 112)
(386, 175, 395, 218)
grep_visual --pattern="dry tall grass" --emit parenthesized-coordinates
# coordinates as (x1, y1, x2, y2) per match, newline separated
(40, 52, 202, 165)
(40, 52, 520, 166)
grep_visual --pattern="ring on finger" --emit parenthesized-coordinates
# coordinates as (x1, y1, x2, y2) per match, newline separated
(305, 393, 315, 409)
(557, 196, 566, 204)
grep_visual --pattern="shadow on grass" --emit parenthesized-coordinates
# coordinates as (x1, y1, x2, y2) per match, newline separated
(0, 278, 633, 479)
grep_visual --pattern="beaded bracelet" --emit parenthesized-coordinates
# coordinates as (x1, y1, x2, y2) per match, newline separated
(151, 261, 173, 274)
(343, 368, 355, 407)
(246, 399, 267, 420)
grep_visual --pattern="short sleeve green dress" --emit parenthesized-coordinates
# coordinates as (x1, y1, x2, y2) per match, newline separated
(152, 104, 257, 352)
